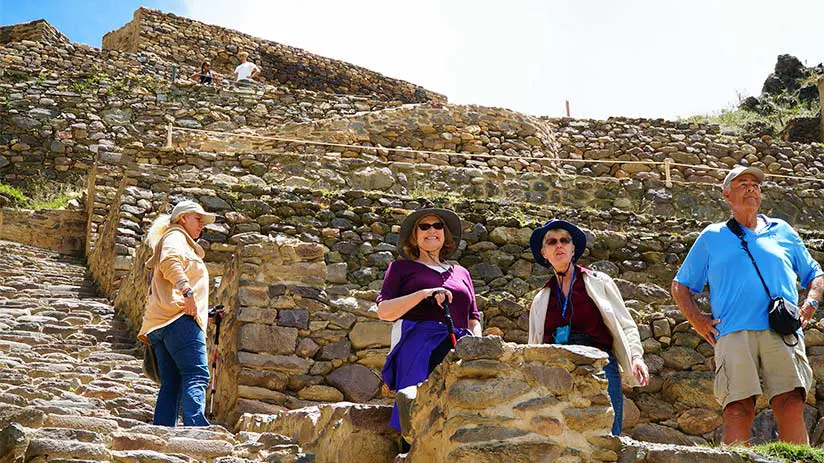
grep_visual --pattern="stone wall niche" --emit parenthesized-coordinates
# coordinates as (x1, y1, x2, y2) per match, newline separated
(406, 336, 620, 462)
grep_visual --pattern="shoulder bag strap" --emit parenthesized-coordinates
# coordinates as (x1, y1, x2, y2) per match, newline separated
(726, 218, 772, 298)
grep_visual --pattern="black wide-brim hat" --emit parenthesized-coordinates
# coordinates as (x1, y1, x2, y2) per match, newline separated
(397, 208, 462, 259)
(530, 219, 587, 268)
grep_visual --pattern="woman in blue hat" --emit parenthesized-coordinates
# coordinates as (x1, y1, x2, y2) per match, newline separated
(527, 219, 649, 435)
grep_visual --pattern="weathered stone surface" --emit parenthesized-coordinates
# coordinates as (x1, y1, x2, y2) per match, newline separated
(327, 364, 381, 402)
(630, 423, 707, 446)
(455, 335, 504, 361)
(320, 339, 352, 360)
(297, 385, 344, 402)
(348, 321, 391, 349)
(677, 408, 722, 436)
(238, 352, 312, 373)
(562, 406, 613, 432)
(25, 438, 111, 460)
(238, 324, 298, 354)
(661, 346, 705, 370)
(523, 363, 574, 394)
(446, 378, 531, 409)
(661, 372, 715, 408)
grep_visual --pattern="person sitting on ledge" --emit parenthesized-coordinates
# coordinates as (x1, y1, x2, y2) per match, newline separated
(190, 60, 219, 85)
(527, 219, 649, 436)
(379, 208, 482, 452)
(233, 51, 261, 86)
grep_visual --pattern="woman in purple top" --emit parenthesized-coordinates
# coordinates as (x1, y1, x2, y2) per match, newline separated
(378, 208, 482, 450)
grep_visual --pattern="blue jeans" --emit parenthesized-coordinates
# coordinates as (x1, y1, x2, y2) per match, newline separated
(147, 315, 210, 426)
(604, 352, 623, 435)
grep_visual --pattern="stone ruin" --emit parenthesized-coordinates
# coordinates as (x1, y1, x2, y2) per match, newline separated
(1, 7, 824, 462)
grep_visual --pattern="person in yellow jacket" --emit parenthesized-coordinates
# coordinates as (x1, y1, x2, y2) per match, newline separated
(138, 200, 215, 426)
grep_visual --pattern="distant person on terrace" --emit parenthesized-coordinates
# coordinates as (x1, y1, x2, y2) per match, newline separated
(138, 200, 216, 427)
(672, 165, 823, 445)
(190, 60, 219, 85)
(379, 208, 482, 451)
(233, 51, 261, 85)
(527, 219, 649, 436)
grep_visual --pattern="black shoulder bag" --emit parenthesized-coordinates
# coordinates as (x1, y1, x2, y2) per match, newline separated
(727, 218, 800, 346)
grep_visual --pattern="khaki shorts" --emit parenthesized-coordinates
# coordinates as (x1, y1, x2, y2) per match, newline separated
(714, 330, 812, 409)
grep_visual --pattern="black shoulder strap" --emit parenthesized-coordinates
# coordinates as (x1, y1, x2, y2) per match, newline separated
(726, 218, 772, 298)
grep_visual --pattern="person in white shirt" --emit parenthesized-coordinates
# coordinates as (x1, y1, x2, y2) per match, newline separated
(233, 51, 261, 84)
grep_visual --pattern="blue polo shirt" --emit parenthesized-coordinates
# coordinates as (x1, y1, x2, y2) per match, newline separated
(674, 215, 823, 338)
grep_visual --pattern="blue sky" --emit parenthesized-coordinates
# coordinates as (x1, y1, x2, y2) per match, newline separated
(1, 1, 823, 120)
(0, 0, 185, 47)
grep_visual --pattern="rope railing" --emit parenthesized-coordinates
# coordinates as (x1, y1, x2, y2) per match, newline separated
(165, 124, 824, 188)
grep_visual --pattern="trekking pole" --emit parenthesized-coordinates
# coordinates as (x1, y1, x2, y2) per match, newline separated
(207, 305, 224, 417)
(431, 290, 457, 347)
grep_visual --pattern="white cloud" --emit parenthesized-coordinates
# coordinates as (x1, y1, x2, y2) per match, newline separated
(181, 0, 824, 119)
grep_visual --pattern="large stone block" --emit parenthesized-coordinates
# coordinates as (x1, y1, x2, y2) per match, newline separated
(327, 364, 381, 402)
(446, 378, 531, 409)
(349, 321, 391, 349)
(237, 352, 312, 374)
(455, 335, 506, 361)
(238, 323, 298, 354)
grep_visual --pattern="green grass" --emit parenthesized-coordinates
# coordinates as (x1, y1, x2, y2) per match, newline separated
(0, 181, 82, 210)
(0, 183, 28, 205)
(681, 90, 819, 136)
(751, 442, 824, 463)
(29, 190, 78, 210)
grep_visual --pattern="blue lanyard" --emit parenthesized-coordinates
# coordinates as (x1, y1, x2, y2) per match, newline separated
(554, 266, 575, 319)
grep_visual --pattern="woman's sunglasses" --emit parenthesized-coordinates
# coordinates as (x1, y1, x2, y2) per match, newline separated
(418, 222, 445, 231)
(545, 237, 571, 246)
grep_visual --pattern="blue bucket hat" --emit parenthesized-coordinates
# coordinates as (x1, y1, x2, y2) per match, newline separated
(529, 219, 587, 268)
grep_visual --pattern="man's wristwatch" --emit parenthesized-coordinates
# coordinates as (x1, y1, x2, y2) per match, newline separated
(806, 298, 819, 310)
(182, 288, 194, 298)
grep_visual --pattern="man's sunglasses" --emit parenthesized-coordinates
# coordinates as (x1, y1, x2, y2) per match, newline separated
(545, 237, 571, 246)
(418, 222, 445, 231)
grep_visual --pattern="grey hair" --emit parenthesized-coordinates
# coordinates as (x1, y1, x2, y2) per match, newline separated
(542, 228, 571, 246)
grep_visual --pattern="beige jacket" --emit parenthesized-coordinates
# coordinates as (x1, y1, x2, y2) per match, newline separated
(528, 268, 644, 387)
(137, 225, 209, 344)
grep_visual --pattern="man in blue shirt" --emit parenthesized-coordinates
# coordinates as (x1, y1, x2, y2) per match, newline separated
(672, 165, 824, 445)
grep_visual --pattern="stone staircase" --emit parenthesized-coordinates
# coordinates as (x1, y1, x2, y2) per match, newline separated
(0, 240, 312, 462)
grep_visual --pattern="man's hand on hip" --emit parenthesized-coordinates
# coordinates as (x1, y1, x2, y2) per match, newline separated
(690, 311, 721, 346)
(800, 300, 816, 328)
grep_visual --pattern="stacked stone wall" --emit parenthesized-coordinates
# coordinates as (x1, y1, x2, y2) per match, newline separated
(0, 19, 69, 46)
(184, 105, 824, 191)
(546, 116, 824, 186)
(0, 208, 85, 255)
(89, 162, 824, 442)
(407, 337, 618, 462)
(0, 60, 402, 188)
(103, 8, 444, 103)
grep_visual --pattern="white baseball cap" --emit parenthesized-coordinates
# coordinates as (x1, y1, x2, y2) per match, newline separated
(170, 200, 216, 224)
(723, 165, 765, 190)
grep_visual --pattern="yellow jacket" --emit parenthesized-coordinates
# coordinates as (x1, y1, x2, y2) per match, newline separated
(528, 268, 644, 387)
(138, 225, 209, 344)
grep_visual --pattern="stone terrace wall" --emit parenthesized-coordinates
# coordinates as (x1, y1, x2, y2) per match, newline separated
(103, 8, 445, 104)
(0, 208, 85, 255)
(209, 233, 333, 425)
(0, 61, 402, 187)
(90, 166, 824, 441)
(186, 105, 824, 191)
(547, 117, 824, 187)
(0, 19, 69, 46)
(407, 337, 618, 462)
